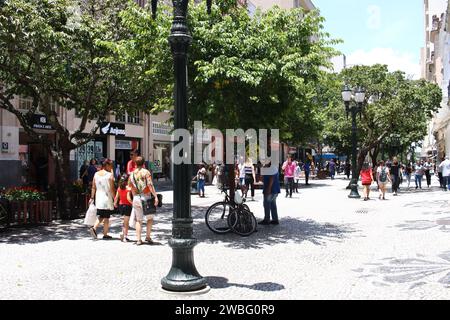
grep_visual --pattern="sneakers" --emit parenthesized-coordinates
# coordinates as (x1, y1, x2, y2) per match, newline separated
(270, 220, 280, 225)
(103, 235, 113, 240)
(89, 227, 97, 239)
(120, 233, 129, 243)
(258, 220, 270, 225)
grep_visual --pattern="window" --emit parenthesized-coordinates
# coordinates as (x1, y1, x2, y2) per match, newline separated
(18, 96, 33, 111)
(116, 113, 126, 123)
(127, 111, 141, 125)
(49, 97, 63, 117)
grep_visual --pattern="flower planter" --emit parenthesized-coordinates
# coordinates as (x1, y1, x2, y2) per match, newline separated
(9, 200, 53, 226)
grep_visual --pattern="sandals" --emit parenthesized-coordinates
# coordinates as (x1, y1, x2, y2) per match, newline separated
(135, 240, 144, 246)
(89, 227, 97, 239)
(145, 238, 155, 245)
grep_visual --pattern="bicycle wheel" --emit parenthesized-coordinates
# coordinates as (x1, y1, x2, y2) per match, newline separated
(205, 202, 233, 234)
(227, 208, 257, 237)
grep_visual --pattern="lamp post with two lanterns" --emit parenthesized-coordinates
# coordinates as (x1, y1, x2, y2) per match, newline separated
(341, 85, 366, 199)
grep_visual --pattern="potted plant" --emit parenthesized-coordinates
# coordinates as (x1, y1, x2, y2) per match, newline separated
(3, 187, 53, 225)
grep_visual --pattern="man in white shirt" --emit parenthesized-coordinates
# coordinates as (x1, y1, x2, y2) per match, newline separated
(439, 157, 450, 191)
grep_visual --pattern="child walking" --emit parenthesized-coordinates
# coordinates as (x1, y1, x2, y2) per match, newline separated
(114, 174, 133, 243)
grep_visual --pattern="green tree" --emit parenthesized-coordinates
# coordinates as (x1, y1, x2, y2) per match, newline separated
(0, 0, 167, 217)
(322, 64, 442, 179)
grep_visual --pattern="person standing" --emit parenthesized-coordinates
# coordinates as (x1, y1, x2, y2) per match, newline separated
(345, 162, 351, 180)
(87, 159, 98, 187)
(376, 161, 391, 200)
(89, 159, 116, 240)
(196, 164, 207, 198)
(390, 158, 401, 196)
(282, 156, 296, 198)
(294, 161, 301, 193)
(114, 174, 133, 243)
(439, 157, 450, 191)
(238, 158, 246, 188)
(243, 158, 256, 201)
(360, 162, 374, 201)
(438, 158, 445, 189)
(129, 157, 159, 245)
(329, 159, 336, 180)
(259, 162, 281, 226)
(79, 160, 90, 192)
(414, 160, 425, 190)
(127, 149, 146, 175)
(405, 163, 413, 189)
(303, 160, 311, 186)
(423, 159, 432, 188)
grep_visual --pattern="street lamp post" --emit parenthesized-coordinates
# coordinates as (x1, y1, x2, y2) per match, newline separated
(155, 0, 209, 293)
(342, 85, 366, 199)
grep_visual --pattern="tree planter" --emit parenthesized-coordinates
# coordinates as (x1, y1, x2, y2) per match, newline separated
(9, 201, 53, 226)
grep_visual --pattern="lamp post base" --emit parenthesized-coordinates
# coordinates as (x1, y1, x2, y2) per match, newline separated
(348, 181, 361, 199)
(160, 286, 211, 296)
(161, 238, 208, 293)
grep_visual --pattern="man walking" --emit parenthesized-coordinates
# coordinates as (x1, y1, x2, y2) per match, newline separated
(259, 162, 281, 226)
(423, 159, 432, 188)
(282, 156, 296, 198)
(303, 160, 311, 186)
(439, 157, 450, 191)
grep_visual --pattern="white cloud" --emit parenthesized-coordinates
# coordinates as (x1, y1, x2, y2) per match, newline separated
(345, 48, 421, 79)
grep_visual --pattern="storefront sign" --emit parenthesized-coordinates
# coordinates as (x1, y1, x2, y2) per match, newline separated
(152, 148, 163, 173)
(115, 140, 132, 150)
(31, 114, 53, 130)
(100, 122, 126, 136)
(1, 142, 8, 153)
(152, 122, 173, 136)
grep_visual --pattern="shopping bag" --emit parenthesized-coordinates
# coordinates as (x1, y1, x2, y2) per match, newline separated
(129, 209, 136, 229)
(83, 203, 97, 226)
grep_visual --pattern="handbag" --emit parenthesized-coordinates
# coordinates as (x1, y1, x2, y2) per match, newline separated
(132, 172, 163, 216)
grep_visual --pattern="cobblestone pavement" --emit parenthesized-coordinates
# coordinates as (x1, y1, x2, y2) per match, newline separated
(1, 175, 450, 300)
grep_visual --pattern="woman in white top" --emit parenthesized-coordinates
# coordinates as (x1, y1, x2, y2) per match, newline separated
(89, 159, 116, 240)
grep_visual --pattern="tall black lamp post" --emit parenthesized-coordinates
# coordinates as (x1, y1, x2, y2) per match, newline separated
(152, 0, 210, 293)
(342, 85, 366, 199)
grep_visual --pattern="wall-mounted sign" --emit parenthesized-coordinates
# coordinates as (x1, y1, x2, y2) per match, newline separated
(115, 140, 132, 150)
(1, 142, 8, 153)
(31, 114, 53, 130)
(100, 122, 126, 136)
(152, 122, 173, 136)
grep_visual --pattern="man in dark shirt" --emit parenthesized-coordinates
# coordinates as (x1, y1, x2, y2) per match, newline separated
(259, 162, 281, 226)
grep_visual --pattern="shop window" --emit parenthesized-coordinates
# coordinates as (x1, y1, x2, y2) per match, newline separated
(116, 113, 126, 123)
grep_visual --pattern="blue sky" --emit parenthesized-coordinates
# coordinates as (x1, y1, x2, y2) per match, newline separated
(314, 0, 425, 77)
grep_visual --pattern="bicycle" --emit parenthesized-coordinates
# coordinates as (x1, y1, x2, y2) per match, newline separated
(205, 186, 256, 236)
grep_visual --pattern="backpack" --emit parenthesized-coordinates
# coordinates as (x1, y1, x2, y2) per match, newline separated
(379, 168, 387, 183)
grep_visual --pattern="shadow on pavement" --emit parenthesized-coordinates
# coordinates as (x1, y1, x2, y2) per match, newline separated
(0, 203, 357, 249)
(205, 276, 285, 292)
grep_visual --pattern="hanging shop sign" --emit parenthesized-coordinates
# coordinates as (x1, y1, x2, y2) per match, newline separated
(115, 140, 132, 150)
(100, 122, 126, 136)
(31, 114, 53, 130)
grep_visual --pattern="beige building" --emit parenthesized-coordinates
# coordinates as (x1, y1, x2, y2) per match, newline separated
(245, 0, 315, 13)
(421, 0, 450, 162)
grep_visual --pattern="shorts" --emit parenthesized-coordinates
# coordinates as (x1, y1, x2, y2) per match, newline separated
(132, 196, 154, 221)
(97, 209, 113, 219)
(119, 204, 132, 217)
(378, 182, 387, 188)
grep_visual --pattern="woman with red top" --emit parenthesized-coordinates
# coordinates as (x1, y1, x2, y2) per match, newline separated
(360, 162, 374, 201)
(114, 174, 133, 242)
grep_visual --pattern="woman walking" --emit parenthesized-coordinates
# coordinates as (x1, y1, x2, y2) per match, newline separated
(114, 174, 133, 243)
(294, 161, 301, 193)
(414, 160, 425, 190)
(89, 159, 115, 240)
(376, 160, 391, 200)
(424, 160, 432, 188)
(360, 162, 374, 201)
(243, 158, 256, 201)
(129, 157, 159, 245)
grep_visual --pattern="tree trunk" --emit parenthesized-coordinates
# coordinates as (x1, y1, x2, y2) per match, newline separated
(52, 145, 73, 220)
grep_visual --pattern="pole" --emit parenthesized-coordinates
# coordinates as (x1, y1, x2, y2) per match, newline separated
(348, 105, 361, 198)
(161, 0, 208, 293)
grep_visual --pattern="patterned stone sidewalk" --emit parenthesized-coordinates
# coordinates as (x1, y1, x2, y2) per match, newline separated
(1, 176, 449, 300)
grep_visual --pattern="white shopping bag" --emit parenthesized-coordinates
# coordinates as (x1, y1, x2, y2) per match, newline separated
(83, 203, 97, 226)
(129, 209, 136, 229)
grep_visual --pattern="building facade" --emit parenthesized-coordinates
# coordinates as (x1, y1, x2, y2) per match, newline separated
(421, 0, 450, 162)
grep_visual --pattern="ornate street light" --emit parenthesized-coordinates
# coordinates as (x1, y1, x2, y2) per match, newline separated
(150, 0, 211, 293)
(342, 84, 366, 199)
